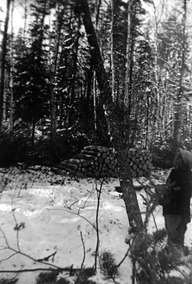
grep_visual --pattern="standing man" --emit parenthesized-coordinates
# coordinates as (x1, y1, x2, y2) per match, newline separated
(160, 148, 192, 251)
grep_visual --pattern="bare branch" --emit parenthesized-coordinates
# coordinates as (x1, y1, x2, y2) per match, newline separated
(80, 231, 86, 270)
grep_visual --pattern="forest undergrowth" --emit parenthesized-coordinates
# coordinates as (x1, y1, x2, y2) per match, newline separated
(0, 166, 192, 284)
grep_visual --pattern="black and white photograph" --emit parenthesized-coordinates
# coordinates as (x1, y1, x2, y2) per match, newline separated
(0, 0, 192, 283)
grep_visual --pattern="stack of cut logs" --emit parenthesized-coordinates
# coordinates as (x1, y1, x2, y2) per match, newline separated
(61, 146, 152, 179)
(61, 146, 117, 178)
(127, 148, 152, 178)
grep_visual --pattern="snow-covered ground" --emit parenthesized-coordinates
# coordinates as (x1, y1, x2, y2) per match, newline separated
(0, 167, 192, 283)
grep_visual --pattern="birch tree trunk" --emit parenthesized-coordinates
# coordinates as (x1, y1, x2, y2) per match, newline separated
(49, 0, 61, 141)
(151, 1, 161, 140)
(0, 0, 11, 130)
(9, 0, 14, 133)
(173, 0, 187, 150)
(124, 0, 136, 117)
(77, 0, 143, 232)
(124, 0, 132, 107)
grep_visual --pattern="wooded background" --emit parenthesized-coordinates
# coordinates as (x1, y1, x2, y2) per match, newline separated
(0, 0, 191, 167)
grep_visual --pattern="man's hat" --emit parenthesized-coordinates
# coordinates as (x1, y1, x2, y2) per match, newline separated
(179, 148, 192, 168)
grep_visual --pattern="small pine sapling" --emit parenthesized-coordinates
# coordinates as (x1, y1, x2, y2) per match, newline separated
(36, 271, 59, 284)
(99, 250, 119, 279)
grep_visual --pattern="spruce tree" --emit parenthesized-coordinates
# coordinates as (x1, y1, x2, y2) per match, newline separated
(13, 6, 50, 144)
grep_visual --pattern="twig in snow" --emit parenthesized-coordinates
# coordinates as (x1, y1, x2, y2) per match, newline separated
(36, 251, 57, 262)
(0, 226, 60, 270)
(116, 248, 130, 268)
(12, 209, 25, 252)
(80, 231, 86, 270)
(94, 178, 104, 271)
(0, 251, 18, 263)
(66, 209, 97, 231)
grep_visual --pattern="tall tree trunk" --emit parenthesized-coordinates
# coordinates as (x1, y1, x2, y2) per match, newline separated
(95, 0, 102, 28)
(75, 0, 110, 144)
(49, 0, 61, 141)
(76, 0, 111, 106)
(32, 119, 35, 146)
(77, 0, 143, 232)
(173, 0, 187, 151)
(50, 79, 57, 142)
(151, 1, 161, 141)
(110, 0, 115, 100)
(9, 0, 14, 133)
(93, 71, 97, 132)
(0, 0, 11, 130)
(22, 0, 28, 42)
(124, 0, 136, 114)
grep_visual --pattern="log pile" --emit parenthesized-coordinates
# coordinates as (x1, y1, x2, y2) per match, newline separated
(61, 146, 117, 178)
(61, 146, 152, 179)
(127, 148, 152, 178)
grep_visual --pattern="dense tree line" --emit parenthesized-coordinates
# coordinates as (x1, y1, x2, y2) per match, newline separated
(0, 0, 191, 168)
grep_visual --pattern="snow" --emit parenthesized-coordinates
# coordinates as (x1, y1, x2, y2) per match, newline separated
(0, 167, 192, 283)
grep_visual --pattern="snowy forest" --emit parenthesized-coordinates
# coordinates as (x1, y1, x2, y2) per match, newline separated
(0, 0, 192, 167)
(1, 0, 192, 284)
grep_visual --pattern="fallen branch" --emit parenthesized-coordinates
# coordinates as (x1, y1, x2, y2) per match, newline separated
(36, 251, 57, 262)
(0, 266, 82, 274)
(0, 226, 60, 270)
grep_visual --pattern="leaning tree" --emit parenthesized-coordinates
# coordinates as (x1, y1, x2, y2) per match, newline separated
(74, 0, 143, 232)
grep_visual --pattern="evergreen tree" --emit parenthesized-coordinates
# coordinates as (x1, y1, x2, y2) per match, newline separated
(13, 17, 50, 144)
(131, 38, 156, 147)
(56, 1, 99, 140)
